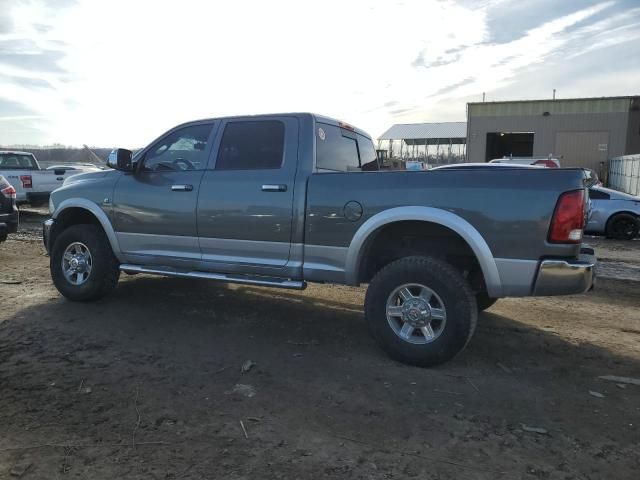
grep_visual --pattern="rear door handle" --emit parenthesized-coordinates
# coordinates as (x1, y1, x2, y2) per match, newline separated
(261, 184, 287, 192)
(171, 184, 193, 192)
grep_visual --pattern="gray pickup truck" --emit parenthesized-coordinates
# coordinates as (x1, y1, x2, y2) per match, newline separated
(44, 113, 595, 366)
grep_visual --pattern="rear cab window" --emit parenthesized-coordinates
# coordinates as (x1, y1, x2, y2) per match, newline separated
(357, 133, 379, 171)
(0, 153, 38, 170)
(316, 123, 379, 172)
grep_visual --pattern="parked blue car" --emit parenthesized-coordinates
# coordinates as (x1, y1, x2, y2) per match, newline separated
(587, 186, 640, 240)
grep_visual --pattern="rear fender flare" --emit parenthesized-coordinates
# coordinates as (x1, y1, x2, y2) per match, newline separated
(345, 206, 502, 297)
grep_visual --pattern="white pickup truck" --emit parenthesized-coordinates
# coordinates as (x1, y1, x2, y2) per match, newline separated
(0, 150, 100, 205)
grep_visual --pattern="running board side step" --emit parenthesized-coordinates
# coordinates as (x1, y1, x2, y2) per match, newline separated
(119, 264, 306, 290)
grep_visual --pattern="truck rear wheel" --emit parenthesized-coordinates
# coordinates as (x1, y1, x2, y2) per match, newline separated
(365, 256, 477, 367)
(50, 224, 120, 301)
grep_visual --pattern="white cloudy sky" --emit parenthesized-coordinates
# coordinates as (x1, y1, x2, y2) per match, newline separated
(1, 0, 639, 147)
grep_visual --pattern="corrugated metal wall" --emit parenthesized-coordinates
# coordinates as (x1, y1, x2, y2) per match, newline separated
(626, 102, 640, 154)
(467, 112, 629, 169)
(469, 98, 631, 116)
(554, 131, 609, 169)
(609, 155, 640, 196)
(466, 98, 635, 169)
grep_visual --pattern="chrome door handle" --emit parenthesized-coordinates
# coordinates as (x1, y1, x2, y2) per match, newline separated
(261, 184, 287, 192)
(171, 184, 193, 192)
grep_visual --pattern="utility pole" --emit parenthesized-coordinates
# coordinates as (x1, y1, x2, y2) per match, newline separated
(553, 89, 556, 100)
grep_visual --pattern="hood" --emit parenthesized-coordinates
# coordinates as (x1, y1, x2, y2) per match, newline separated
(63, 168, 118, 186)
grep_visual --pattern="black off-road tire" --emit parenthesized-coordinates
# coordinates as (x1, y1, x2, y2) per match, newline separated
(51, 224, 120, 301)
(606, 213, 639, 240)
(365, 256, 478, 367)
(476, 291, 498, 312)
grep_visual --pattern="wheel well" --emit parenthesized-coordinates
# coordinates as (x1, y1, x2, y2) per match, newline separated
(606, 211, 639, 230)
(358, 221, 486, 294)
(51, 207, 103, 248)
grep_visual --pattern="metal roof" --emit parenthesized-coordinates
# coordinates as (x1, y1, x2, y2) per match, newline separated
(379, 122, 467, 140)
(467, 95, 640, 106)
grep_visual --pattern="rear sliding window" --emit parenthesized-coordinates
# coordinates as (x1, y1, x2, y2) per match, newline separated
(316, 124, 379, 172)
(0, 153, 38, 170)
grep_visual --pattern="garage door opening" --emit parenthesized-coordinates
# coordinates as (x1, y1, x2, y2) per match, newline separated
(485, 132, 534, 161)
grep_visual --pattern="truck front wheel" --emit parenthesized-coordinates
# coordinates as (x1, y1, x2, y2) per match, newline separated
(476, 291, 498, 312)
(50, 224, 120, 301)
(365, 256, 478, 367)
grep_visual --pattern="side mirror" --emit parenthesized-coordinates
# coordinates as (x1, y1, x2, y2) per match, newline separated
(107, 148, 134, 171)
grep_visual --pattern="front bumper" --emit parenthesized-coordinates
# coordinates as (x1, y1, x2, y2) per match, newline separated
(532, 248, 596, 296)
(43, 218, 54, 254)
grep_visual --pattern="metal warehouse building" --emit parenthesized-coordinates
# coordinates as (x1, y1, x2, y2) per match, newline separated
(466, 95, 640, 171)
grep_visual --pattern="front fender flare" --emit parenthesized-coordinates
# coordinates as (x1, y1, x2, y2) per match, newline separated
(344, 206, 502, 297)
(53, 198, 124, 262)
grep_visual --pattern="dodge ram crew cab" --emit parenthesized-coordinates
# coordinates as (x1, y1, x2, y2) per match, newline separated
(43, 113, 596, 367)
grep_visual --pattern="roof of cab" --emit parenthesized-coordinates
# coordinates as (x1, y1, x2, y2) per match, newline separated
(176, 113, 372, 140)
(0, 150, 33, 155)
(312, 114, 372, 139)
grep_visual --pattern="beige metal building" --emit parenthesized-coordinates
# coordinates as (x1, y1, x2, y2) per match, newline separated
(466, 96, 640, 170)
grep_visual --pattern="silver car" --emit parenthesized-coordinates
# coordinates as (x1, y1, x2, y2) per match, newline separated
(587, 186, 640, 240)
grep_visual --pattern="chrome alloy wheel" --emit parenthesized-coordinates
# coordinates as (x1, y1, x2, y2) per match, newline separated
(62, 242, 93, 286)
(386, 283, 447, 344)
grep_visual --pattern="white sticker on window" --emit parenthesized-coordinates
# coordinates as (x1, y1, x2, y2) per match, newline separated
(318, 127, 326, 141)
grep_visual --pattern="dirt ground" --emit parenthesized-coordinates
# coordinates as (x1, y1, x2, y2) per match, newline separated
(0, 210, 639, 479)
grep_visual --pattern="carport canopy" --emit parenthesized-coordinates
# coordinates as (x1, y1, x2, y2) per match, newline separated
(378, 122, 467, 145)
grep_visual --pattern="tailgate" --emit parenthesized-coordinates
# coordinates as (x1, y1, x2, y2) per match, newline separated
(31, 170, 67, 193)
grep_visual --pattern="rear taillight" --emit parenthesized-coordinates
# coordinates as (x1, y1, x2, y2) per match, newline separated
(549, 190, 585, 243)
(20, 175, 32, 188)
(533, 160, 558, 168)
(1, 185, 16, 199)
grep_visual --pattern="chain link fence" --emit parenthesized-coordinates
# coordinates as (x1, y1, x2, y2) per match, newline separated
(609, 155, 640, 196)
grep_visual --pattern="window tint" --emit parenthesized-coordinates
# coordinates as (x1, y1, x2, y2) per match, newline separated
(588, 188, 610, 200)
(143, 124, 213, 172)
(316, 124, 360, 172)
(216, 121, 284, 170)
(357, 134, 379, 171)
(0, 153, 37, 170)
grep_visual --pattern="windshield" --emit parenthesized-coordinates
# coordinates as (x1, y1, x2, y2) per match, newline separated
(0, 153, 38, 170)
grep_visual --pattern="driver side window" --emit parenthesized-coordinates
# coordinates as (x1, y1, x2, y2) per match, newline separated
(142, 124, 213, 172)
